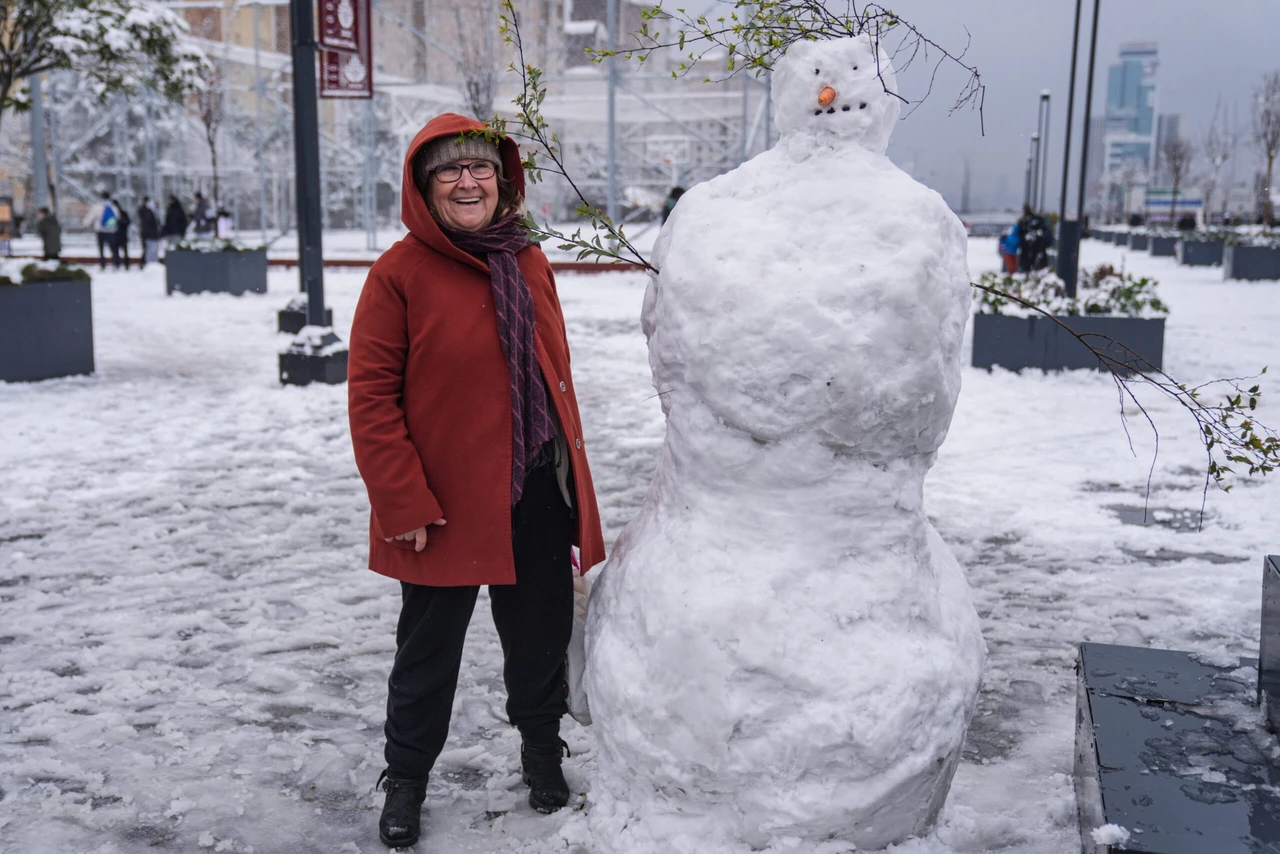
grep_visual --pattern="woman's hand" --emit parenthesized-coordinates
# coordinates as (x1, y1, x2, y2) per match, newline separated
(385, 518, 447, 552)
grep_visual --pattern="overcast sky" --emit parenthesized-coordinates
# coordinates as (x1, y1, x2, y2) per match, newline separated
(859, 0, 1280, 211)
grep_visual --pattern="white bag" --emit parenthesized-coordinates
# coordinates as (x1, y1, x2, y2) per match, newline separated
(565, 553, 593, 726)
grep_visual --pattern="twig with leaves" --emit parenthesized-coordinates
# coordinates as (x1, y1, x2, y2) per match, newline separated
(484, 0, 656, 272)
(593, 1, 984, 126)
(972, 279, 1278, 517)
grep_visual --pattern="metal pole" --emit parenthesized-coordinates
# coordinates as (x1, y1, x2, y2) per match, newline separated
(1055, 0, 1083, 287)
(1059, 0, 1083, 221)
(1071, 0, 1102, 299)
(30, 73, 49, 212)
(48, 77, 63, 221)
(365, 97, 377, 251)
(290, 0, 327, 327)
(1030, 133, 1041, 210)
(1024, 156, 1033, 208)
(1039, 91, 1051, 214)
(253, 0, 270, 244)
(605, 0, 618, 225)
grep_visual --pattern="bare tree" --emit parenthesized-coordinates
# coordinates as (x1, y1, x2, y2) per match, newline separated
(196, 62, 224, 205)
(1200, 100, 1235, 226)
(1254, 71, 1280, 229)
(1163, 135, 1193, 225)
(1117, 158, 1147, 222)
(454, 1, 500, 119)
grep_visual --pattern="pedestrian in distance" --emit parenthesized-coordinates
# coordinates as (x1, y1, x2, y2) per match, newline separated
(190, 192, 214, 238)
(661, 185, 685, 223)
(163, 195, 187, 247)
(83, 191, 119, 270)
(1016, 203, 1053, 272)
(35, 207, 61, 261)
(347, 113, 606, 851)
(998, 223, 1020, 275)
(138, 197, 161, 269)
(111, 198, 131, 270)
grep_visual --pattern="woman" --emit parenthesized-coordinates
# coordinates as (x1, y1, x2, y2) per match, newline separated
(347, 113, 606, 850)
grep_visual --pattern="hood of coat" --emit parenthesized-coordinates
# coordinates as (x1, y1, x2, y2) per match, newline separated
(401, 113, 526, 269)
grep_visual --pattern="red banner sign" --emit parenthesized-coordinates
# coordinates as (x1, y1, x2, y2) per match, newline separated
(319, 0, 372, 99)
(318, 0, 360, 54)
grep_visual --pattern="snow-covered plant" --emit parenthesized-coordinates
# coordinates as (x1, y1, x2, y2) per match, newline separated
(21, 261, 91, 282)
(974, 265, 1167, 318)
(169, 238, 262, 253)
(0, 258, 89, 284)
(0, 0, 208, 135)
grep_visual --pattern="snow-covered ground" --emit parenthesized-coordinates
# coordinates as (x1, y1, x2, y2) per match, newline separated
(1, 237, 1277, 853)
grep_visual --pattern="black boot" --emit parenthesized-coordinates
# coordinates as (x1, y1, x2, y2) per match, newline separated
(521, 739, 571, 813)
(377, 770, 427, 848)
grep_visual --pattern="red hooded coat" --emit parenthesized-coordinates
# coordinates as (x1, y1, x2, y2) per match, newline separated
(348, 113, 606, 586)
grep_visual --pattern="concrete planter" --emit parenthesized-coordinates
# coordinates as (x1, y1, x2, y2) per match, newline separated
(1128, 233, 1149, 251)
(1224, 245, 1280, 281)
(277, 300, 333, 334)
(971, 313, 1164, 376)
(1149, 235, 1177, 256)
(1075, 643, 1278, 854)
(165, 249, 268, 295)
(0, 280, 94, 382)
(1175, 239, 1224, 266)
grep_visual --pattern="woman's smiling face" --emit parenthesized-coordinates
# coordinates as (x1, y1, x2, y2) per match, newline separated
(428, 159, 499, 232)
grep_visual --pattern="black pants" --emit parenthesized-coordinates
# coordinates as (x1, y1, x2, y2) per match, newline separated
(97, 232, 118, 269)
(384, 459, 574, 780)
(114, 231, 131, 270)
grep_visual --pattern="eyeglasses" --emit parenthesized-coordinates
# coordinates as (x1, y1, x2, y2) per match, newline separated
(433, 161, 497, 183)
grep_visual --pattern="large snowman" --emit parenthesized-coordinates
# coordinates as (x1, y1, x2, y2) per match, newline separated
(584, 35, 986, 853)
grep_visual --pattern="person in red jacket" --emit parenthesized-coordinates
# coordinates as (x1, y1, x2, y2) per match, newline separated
(347, 113, 606, 849)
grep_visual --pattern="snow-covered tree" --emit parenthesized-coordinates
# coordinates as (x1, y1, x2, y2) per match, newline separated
(0, 0, 207, 135)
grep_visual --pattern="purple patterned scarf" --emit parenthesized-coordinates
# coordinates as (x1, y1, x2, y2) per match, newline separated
(439, 213, 557, 505)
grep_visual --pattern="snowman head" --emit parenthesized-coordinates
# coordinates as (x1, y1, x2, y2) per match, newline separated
(771, 36, 900, 155)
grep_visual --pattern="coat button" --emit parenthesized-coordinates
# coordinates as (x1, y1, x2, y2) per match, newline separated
(576, 438, 582, 449)
(560, 381, 567, 392)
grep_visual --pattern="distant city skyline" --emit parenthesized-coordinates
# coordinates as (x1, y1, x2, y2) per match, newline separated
(868, 0, 1280, 213)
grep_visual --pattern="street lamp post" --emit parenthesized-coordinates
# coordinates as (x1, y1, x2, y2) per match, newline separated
(278, 0, 347, 386)
(1070, 0, 1103, 300)
(1038, 91, 1051, 214)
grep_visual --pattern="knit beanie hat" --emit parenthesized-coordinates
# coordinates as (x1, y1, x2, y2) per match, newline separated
(417, 134, 504, 177)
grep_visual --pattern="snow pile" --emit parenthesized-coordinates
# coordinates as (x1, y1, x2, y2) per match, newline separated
(1090, 824, 1131, 845)
(585, 35, 985, 853)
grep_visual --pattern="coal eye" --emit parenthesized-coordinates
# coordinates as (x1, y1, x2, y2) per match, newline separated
(859, 103, 867, 109)
(853, 66, 859, 70)
(814, 69, 820, 75)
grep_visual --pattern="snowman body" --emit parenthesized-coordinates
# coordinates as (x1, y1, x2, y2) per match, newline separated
(585, 37, 985, 852)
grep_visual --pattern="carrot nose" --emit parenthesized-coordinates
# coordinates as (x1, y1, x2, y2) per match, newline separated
(818, 87, 837, 107)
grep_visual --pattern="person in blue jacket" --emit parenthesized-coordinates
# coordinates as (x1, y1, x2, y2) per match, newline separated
(998, 223, 1020, 274)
